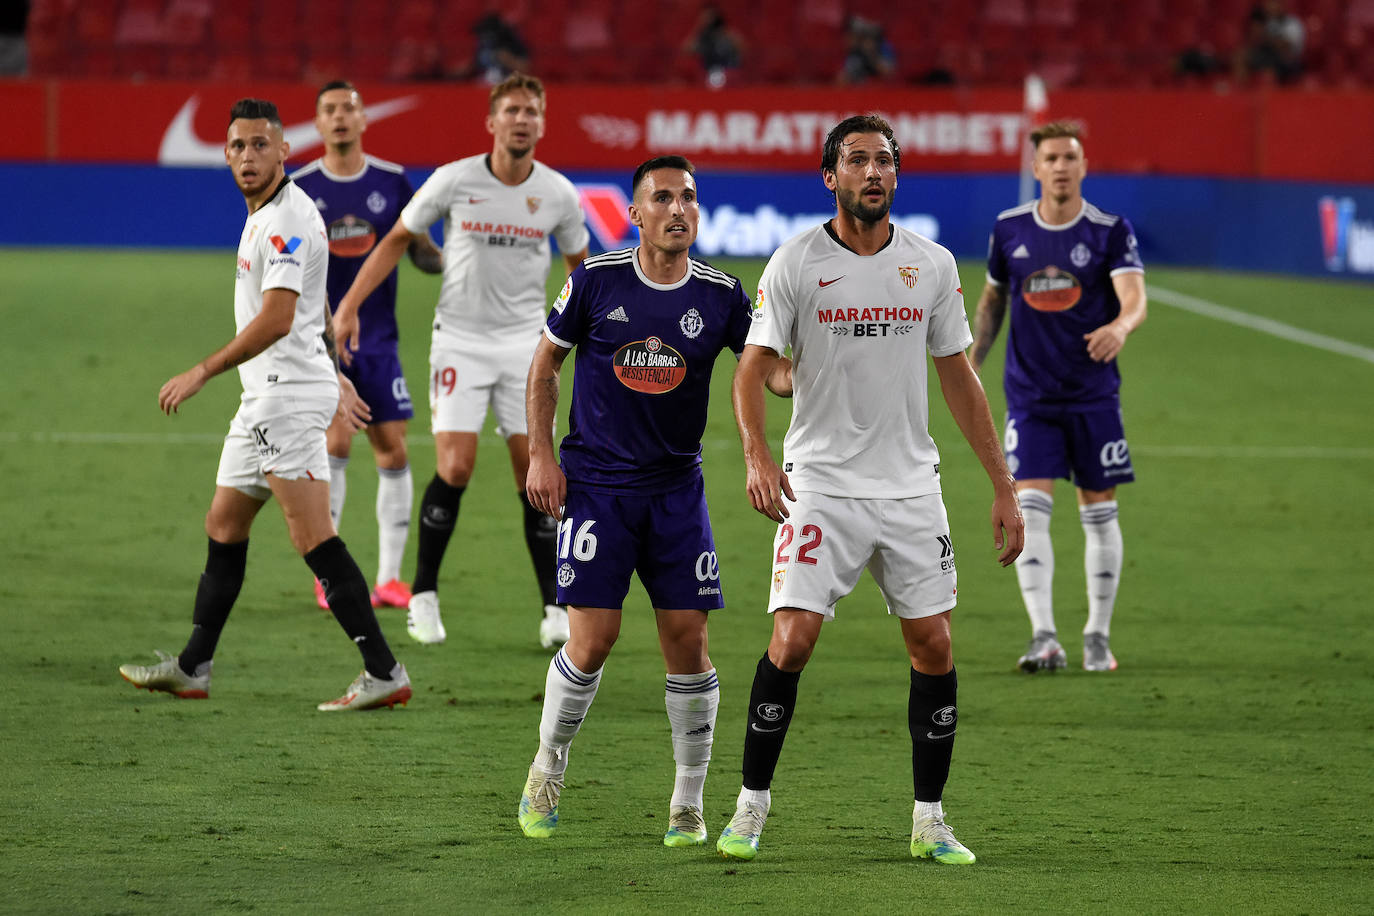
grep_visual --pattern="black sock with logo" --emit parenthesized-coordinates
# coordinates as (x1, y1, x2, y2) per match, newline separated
(909, 666, 958, 802)
(741, 654, 802, 791)
(411, 475, 465, 595)
(520, 492, 560, 609)
(179, 538, 249, 675)
(306, 536, 397, 679)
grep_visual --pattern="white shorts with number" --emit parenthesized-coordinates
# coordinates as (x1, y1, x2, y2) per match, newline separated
(767, 490, 958, 620)
(215, 397, 334, 501)
(429, 338, 536, 437)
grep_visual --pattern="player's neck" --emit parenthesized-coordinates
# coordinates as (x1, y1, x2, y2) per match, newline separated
(636, 244, 690, 285)
(1037, 195, 1083, 226)
(323, 143, 366, 177)
(243, 169, 287, 213)
(830, 211, 891, 256)
(489, 146, 535, 186)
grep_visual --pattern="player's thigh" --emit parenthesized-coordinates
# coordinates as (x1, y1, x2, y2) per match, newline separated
(869, 494, 959, 619)
(491, 337, 539, 440)
(349, 351, 415, 427)
(269, 473, 337, 555)
(249, 398, 337, 554)
(637, 477, 725, 612)
(1004, 407, 1071, 481)
(555, 488, 640, 610)
(766, 491, 876, 619)
(1067, 407, 1135, 491)
(214, 397, 331, 503)
(429, 345, 495, 434)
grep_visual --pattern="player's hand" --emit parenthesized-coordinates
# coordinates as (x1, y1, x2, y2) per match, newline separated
(1083, 321, 1128, 362)
(332, 307, 361, 367)
(526, 454, 567, 521)
(992, 489, 1025, 567)
(158, 365, 209, 415)
(744, 451, 795, 523)
(336, 374, 371, 432)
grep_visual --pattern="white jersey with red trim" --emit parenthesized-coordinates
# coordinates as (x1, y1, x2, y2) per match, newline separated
(401, 154, 589, 349)
(746, 221, 973, 499)
(232, 178, 336, 402)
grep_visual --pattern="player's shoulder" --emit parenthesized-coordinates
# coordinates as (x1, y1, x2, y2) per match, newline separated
(581, 247, 636, 273)
(364, 154, 407, 175)
(288, 159, 325, 182)
(770, 222, 831, 262)
(530, 160, 581, 197)
(687, 257, 740, 291)
(994, 200, 1038, 223)
(893, 224, 956, 265)
(1082, 199, 1128, 229)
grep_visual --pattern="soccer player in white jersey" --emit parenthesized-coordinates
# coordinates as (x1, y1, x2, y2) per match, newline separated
(119, 98, 411, 711)
(292, 80, 442, 614)
(971, 121, 1147, 674)
(334, 73, 589, 650)
(719, 115, 1024, 864)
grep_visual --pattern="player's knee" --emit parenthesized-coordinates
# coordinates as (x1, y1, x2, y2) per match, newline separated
(769, 634, 815, 672)
(435, 457, 473, 487)
(906, 629, 952, 671)
(373, 441, 408, 470)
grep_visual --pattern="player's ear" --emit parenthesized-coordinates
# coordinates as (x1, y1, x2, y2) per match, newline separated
(822, 169, 837, 192)
(628, 203, 642, 228)
(486, 113, 496, 136)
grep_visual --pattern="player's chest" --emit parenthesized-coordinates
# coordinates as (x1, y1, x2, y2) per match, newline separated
(308, 184, 400, 258)
(449, 189, 556, 248)
(801, 260, 936, 346)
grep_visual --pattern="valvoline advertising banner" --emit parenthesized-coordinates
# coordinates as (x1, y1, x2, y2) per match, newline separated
(3, 79, 1374, 182)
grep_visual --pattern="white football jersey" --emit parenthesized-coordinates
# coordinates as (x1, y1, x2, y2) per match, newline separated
(401, 154, 589, 349)
(233, 178, 336, 401)
(747, 222, 973, 498)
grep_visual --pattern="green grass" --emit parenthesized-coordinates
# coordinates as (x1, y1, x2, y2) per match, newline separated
(1, 249, 1371, 914)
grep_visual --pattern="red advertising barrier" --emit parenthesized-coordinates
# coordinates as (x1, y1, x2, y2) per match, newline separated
(3, 78, 1373, 182)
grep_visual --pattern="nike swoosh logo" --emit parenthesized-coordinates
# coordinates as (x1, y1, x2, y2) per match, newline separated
(926, 730, 957, 740)
(468, 197, 489, 204)
(818, 276, 845, 288)
(750, 723, 783, 734)
(158, 94, 421, 166)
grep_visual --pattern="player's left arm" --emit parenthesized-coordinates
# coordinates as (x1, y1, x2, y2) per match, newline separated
(406, 234, 443, 275)
(561, 247, 589, 277)
(933, 352, 1024, 566)
(158, 288, 297, 414)
(1084, 271, 1147, 363)
(320, 303, 372, 431)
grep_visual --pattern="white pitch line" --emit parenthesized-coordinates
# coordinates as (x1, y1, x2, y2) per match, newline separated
(1149, 285, 1374, 364)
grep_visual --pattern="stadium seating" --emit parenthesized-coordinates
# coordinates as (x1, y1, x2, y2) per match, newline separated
(18, 0, 1372, 88)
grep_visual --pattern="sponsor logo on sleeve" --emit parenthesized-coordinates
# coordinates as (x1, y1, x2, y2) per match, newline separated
(751, 288, 765, 321)
(553, 276, 573, 313)
(270, 235, 302, 254)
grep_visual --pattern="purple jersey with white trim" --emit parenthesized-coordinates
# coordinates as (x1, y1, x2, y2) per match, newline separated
(544, 247, 753, 492)
(291, 155, 414, 354)
(986, 199, 1144, 412)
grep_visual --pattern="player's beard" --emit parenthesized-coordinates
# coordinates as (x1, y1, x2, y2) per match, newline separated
(837, 183, 894, 224)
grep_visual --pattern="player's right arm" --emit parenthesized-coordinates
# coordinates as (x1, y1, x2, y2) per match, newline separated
(733, 344, 795, 522)
(970, 281, 1008, 374)
(406, 233, 443, 274)
(525, 335, 571, 520)
(332, 220, 422, 364)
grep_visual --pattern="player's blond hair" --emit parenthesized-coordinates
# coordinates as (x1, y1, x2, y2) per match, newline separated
(1029, 121, 1083, 148)
(489, 72, 546, 114)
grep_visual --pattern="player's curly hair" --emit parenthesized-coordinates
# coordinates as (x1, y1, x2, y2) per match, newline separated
(489, 72, 546, 113)
(228, 98, 282, 130)
(820, 115, 901, 175)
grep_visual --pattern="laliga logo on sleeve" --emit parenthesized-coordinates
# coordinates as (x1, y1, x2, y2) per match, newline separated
(270, 235, 302, 254)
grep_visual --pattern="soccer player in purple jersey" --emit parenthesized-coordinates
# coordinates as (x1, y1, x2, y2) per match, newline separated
(292, 81, 442, 613)
(971, 121, 1148, 674)
(516, 156, 792, 847)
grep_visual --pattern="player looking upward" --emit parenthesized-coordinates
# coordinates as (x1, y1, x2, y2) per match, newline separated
(291, 80, 442, 613)
(516, 156, 792, 848)
(719, 115, 1023, 864)
(333, 73, 589, 650)
(971, 120, 1147, 674)
(120, 98, 411, 712)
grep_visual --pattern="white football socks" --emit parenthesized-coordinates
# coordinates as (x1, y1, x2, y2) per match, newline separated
(665, 669, 719, 811)
(375, 464, 413, 584)
(535, 648, 602, 777)
(1081, 501, 1123, 636)
(327, 454, 349, 530)
(1015, 489, 1056, 634)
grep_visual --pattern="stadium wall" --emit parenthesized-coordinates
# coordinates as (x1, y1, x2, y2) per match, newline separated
(2, 80, 1372, 279)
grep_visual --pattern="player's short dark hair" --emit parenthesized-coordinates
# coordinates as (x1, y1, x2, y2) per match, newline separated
(489, 72, 545, 113)
(631, 155, 696, 197)
(821, 115, 901, 175)
(316, 80, 360, 104)
(228, 98, 282, 130)
(1030, 120, 1083, 148)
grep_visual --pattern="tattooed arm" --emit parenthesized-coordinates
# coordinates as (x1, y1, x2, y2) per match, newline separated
(970, 281, 1009, 374)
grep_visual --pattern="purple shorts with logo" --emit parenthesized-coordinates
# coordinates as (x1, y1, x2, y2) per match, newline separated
(556, 475, 724, 611)
(342, 351, 414, 424)
(1004, 405, 1135, 491)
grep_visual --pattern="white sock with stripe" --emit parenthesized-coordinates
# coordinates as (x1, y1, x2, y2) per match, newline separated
(375, 464, 412, 584)
(534, 648, 602, 777)
(1014, 489, 1056, 634)
(1081, 501, 1123, 636)
(665, 669, 719, 811)
(327, 455, 349, 530)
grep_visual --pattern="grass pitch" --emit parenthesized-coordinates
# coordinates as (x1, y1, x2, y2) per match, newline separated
(1, 249, 1371, 914)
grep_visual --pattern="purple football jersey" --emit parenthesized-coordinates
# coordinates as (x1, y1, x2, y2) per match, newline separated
(291, 156, 414, 354)
(986, 199, 1144, 411)
(544, 248, 753, 492)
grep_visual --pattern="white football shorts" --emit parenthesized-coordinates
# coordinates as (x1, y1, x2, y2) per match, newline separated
(428, 337, 536, 438)
(766, 490, 958, 620)
(215, 396, 335, 501)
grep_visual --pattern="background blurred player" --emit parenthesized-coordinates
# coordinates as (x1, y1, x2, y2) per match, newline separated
(721, 115, 1023, 864)
(291, 80, 442, 614)
(119, 98, 411, 712)
(516, 156, 791, 847)
(971, 121, 1147, 674)
(333, 73, 589, 649)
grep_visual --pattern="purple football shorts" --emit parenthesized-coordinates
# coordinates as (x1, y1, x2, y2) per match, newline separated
(342, 351, 413, 424)
(1004, 405, 1135, 491)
